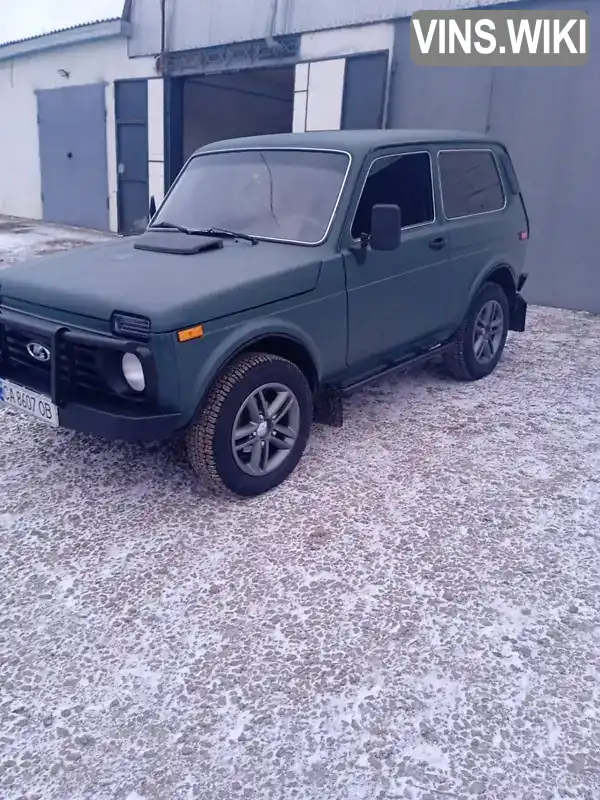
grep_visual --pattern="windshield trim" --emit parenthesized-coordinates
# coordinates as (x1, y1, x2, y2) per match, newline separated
(151, 146, 354, 247)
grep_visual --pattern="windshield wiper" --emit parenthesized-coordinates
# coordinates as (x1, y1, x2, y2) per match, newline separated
(194, 227, 259, 245)
(150, 221, 259, 245)
(150, 221, 195, 234)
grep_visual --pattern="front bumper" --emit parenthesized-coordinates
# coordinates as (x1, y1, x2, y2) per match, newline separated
(0, 305, 182, 443)
(58, 402, 183, 442)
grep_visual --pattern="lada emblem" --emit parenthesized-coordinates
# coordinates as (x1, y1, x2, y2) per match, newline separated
(26, 342, 51, 363)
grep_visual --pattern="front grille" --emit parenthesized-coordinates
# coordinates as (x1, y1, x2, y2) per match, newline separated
(0, 321, 148, 409)
(3, 328, 52, 392)
(66, 344, 104, 397)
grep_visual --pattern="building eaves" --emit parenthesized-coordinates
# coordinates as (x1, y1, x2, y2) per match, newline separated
(0, 17, 129, 61)
(0, 17, 120, 48)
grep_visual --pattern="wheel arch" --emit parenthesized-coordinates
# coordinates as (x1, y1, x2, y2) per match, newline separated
(228, 333, 320, 391)
(469, 262, 517, 309)
(187, 322, 322, 428)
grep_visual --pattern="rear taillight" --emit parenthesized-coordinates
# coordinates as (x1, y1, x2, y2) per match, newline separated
(518, 231, 528, 241)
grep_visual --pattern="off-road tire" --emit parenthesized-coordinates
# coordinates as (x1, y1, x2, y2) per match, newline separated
(442, 281, 510, 381)
(185, 352, 313, 497)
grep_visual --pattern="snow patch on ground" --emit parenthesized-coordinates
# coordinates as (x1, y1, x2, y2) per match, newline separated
(0, 224, 599, 799)
(0, 215, 113, 268)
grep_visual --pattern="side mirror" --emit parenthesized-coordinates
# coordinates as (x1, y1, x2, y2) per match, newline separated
(149, 195, 157, 219)
(370, 204, 401, 251)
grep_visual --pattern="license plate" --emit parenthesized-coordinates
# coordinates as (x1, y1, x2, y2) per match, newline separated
(0, 378, 59, 427)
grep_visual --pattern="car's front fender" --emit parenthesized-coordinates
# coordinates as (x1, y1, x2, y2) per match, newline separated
(178, 316, 323, 428)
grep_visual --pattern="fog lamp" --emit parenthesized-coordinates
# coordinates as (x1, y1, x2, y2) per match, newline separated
(122, 353, 145, 392)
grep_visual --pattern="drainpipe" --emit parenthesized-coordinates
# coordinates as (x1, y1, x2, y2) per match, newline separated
(485, 67, 497, 133)
(156, 0, 168, 75)
(266, 0, 286, 52)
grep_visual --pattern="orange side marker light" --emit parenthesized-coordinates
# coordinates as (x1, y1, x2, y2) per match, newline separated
(177, 324, 204, 342)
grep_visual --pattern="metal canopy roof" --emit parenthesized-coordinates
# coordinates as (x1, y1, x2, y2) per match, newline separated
(0, 0, 127, 47)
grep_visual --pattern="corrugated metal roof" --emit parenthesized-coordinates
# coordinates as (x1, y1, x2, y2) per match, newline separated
(0, 18, 124, 49)
(164, 0, 527, 53)
(288, 0, 527, 35)
(0, 0, 126, 47)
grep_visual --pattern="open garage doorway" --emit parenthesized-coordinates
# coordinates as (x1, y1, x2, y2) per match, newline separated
(182, 66, 295, 160)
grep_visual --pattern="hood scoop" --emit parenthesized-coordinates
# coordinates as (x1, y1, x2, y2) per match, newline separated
(133, 231, 224, 255)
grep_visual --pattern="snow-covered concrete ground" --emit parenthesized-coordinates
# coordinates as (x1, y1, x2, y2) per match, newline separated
(0, 215, 113, 268)
(1, 221, 599, 800)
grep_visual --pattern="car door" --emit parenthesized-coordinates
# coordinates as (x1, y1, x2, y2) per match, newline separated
(341, 147, 453, 368)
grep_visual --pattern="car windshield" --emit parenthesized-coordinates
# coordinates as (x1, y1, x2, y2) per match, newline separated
(151, 148, 350, 245)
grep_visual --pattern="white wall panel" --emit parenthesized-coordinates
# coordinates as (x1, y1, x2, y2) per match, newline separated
(305, 59, 345, 131)
(300, 22, 394, 61)
(293, 22, 394, 135)
(147, 76, 165, 205)
(0, 37, 155, 229)
(292, 89, 308, 132)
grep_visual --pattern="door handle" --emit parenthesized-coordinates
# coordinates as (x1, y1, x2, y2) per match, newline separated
(428, 236, 446, 251)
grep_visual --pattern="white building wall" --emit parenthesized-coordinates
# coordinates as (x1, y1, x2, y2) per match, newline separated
(0, 37, 157, 231)
(292, 22, 394, 132)
(147, 77, 165, 209)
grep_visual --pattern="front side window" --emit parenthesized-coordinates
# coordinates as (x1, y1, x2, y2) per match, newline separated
(351, 151, 435, 239)
(152, 148, 350, 245)
(438, 149, 505, 219)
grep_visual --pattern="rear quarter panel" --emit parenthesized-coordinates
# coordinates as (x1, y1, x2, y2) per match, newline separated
(437, 143, 528, 324)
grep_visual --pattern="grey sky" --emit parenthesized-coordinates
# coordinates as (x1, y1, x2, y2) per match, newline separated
(0, 0, 125, 45)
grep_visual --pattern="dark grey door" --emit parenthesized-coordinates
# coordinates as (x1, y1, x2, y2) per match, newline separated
(115, 79, 150, 235)
(37, 83, 110, 231)
(341, 52, 389, 130)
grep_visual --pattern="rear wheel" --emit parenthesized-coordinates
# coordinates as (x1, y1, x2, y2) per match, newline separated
(185, 352, 313, 497)
(442, 282, 510, 381)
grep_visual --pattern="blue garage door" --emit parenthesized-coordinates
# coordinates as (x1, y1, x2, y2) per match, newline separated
(115, 79, 150, 235)
(37, 83, 110, 231)
(341, 52, 389, 130)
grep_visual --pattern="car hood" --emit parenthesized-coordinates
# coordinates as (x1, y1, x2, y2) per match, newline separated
(0, 233, 323, 333)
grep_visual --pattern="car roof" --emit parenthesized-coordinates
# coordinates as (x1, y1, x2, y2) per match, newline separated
(195, 128, 501, 158)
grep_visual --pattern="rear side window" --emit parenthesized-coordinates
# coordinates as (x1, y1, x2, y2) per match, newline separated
(438, 149, 505, 219)
(351, 151, 434, 238)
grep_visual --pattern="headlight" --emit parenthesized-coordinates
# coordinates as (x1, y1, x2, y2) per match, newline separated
(122, 353, 145, 392)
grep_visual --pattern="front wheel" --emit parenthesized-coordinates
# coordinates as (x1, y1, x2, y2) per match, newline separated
(185, 352, 313, 497)
(442, 282, 510, 381)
